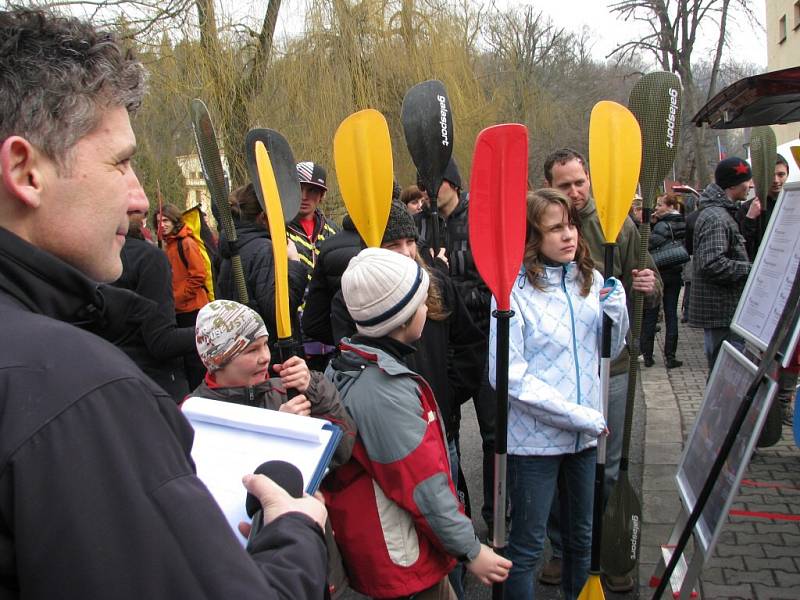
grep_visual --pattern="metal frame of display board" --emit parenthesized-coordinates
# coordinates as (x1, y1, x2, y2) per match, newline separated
(675, 342, 778, 557)
(732, 181, 800, 366)
(650, 343, 777, 598)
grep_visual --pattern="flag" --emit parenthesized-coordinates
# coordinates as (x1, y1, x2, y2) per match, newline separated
(717, 136, 727, 160)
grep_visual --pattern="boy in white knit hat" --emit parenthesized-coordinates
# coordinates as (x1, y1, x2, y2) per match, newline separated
(191, 299, 355, 469)
(322, 248, 510, 599)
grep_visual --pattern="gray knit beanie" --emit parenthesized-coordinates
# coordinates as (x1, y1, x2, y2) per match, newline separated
(381, 200, 418, 245)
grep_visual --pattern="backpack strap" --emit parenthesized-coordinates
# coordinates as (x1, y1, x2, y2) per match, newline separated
(176, 237, 190, 270)
(177, 237, 209, 294)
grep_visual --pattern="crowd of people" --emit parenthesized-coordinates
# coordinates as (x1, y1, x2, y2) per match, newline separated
(0, 8, 797, 600)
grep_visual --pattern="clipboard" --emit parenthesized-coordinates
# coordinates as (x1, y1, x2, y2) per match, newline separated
(182, 396, 342, 541)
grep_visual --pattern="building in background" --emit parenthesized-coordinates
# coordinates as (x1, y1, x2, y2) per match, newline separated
(766, 0, 800, 145)
(176, 153, 228, 229)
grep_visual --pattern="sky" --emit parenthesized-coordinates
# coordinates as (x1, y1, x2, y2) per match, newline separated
(261, 0, 768, 68)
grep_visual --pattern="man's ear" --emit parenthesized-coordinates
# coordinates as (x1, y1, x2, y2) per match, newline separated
(0, 136, 48, 208)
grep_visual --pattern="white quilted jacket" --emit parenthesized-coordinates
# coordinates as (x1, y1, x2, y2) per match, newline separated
(489, 263, 629, 456)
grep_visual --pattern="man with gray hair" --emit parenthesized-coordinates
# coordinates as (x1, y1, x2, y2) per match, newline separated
(0, 9, 327, 599)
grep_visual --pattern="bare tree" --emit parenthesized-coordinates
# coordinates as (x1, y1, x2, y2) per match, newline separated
(608, 0, 760, 184)
(28, 0, 282, 186)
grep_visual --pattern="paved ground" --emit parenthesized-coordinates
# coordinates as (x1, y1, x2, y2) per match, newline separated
(341, 294, 800, 600)
(342, 372, 645, 600)
(638, 308, 800, 600)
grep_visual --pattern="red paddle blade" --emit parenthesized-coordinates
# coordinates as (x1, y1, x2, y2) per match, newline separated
(469, 124, 529, 311)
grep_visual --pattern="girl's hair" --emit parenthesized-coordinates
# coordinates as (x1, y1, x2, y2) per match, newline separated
(523, 188, 595, 297)
(230, 183, 266, 227)
(658, 193, 681, 210)
(414, 255, 450, 321)
(153, 203, 183, 231)
(400, 185, 424, 206)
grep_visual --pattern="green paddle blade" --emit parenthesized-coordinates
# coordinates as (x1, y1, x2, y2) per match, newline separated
(600, 471, 642, 576)
(190, 98, 248, 305)
(333, 109, 394, 248)
(628, 72, 682, 212)
(750, 126, 777, 209)
(589, 101, 642, 244)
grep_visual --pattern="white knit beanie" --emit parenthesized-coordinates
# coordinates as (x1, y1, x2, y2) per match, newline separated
(341, 247, 430, 338)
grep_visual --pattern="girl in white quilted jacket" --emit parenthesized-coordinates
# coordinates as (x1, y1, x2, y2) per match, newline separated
(489, 188, 628, 600)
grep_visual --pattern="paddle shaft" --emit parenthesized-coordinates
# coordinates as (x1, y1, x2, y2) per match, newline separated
(429, 196, 441, 252)
(274, 338, 299, 399)
(652, 259, 800, 599)
(588, 244, 615, 575)
(622, 205, 653, 462)
(491, 309, 512, 600)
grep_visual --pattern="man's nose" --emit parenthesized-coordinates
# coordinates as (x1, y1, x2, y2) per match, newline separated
(127, 180, 149, 214)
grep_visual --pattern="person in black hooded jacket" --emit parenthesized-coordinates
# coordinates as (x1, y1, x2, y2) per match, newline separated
(111, 205, 196, 400)
(217, 183, 308, 355)
(414, 158, 497, 533)
(301, 214, 362, 347)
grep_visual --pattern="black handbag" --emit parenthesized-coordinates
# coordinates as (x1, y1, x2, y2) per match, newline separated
(651, 222, 690, 269)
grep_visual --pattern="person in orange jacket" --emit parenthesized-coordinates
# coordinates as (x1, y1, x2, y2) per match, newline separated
(156, 203, 209, 388)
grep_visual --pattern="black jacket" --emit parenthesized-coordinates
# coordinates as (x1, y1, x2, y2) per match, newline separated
(330, 264, 486, 438)
(735, 196, 775, 261)
(112, 236, 195, 400)
(0, 226, 327, 599)
(414, 194, 492, 333)
(649, 212, 687, 280)
(218, 224, 308, 348)
(684, 208, 701, 256)
(301, 216, 362, 345)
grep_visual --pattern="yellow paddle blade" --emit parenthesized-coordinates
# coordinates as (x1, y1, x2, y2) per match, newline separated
(589, 101, 642, 244)
(791, 146, 800, 170)
(255, 141, 292, 339)
(577, 573, 606, 600)
(333, 109, 393, 247)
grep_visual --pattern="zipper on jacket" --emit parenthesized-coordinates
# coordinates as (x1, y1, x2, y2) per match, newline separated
(561, 266, 582, 453)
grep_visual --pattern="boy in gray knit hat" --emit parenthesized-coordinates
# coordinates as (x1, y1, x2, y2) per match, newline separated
(191, 300, 356, 469)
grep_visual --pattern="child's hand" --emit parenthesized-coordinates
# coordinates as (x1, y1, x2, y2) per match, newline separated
(466, 544, 512, 585)
(273, 355, 311, 393)
(279, 395, 312, 417)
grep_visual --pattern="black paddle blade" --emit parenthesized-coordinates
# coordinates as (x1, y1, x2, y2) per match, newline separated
(628, 71, 682, 211)
(600, 474, 642, 576)
(401, 80, 454, 195)
(244, 128, 301, 223)
(749, 126, 777, 212)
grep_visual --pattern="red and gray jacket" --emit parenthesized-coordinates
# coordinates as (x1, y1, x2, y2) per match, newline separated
(322, 337, 480, 598)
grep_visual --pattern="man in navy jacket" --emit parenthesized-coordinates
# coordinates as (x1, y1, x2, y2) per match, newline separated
(0, 9, 327, 599)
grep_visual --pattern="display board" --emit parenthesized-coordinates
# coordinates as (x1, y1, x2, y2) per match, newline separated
(675, 342, 777, 557)
(732, 181, 800, 364)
